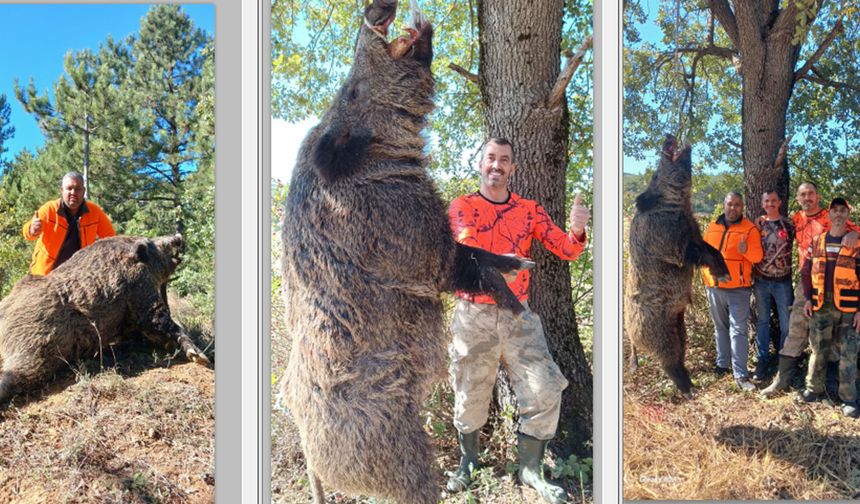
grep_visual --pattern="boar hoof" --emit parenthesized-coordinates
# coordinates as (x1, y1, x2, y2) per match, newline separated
(187, 348, 211, 366)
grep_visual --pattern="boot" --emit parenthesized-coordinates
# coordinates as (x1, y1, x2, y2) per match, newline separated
(517, 433, 568, 504)
(761, 356, 797, 398)
(446, 430, 480, 492)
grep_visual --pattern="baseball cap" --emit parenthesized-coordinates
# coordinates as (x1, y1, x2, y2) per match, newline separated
(829, 197, 851, 210)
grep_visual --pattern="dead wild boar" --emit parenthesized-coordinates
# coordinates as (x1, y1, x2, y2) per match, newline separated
(278, 0, 528, 502)
(0, 234, 209, 404)
(624, 136, 729, 398)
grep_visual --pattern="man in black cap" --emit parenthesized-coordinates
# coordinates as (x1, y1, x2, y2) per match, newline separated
(798, 197, 860, 418)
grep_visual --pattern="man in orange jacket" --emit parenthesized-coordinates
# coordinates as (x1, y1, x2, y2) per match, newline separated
(703, 192, 764, 391)
(23, 172, 116, 275)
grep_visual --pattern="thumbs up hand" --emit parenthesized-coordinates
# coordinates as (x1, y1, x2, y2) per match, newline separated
(570, 192, 590, 238)
(737, 233, 748, 254)
(30, 210, 42, 236)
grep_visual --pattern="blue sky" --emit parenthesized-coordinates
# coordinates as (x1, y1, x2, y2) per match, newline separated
(0, 4, 214, 163)
(622, 0, 670, 175)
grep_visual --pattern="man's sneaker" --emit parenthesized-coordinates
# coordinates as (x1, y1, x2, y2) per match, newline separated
(797, 389, 821, 403)
(714, 366, 731, 376)
(841, 402, 860, 418)
(736, 377, 756, 391)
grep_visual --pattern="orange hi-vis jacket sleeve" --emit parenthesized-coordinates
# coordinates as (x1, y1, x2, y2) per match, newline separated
(792, 209, 860, 266)
(701, 216, 763, 288)
(23, 199, 116, 275)
(448, 192, 587, 304)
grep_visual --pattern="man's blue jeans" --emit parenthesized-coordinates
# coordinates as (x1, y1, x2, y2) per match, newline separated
(706, 286, 752, 379)
(752, 278, 793, 364)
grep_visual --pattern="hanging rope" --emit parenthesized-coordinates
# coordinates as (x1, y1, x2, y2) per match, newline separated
(671, 0, 687, 143)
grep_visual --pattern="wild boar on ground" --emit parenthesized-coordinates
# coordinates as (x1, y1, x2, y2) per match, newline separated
(0, 234, 210, 404)
(278, 1, 530, 502)
(625, 136, 730, 398)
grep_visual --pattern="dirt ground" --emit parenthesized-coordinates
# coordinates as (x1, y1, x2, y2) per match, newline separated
(623, 292, 860, 500)
(270, 292, 592, 504)
(0, 298, 215, 504)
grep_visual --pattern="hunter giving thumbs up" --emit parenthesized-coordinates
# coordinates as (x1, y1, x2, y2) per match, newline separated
(29, 210, 42, 236)
(738, 232, 748, 254)
(570, 192, 590, 239)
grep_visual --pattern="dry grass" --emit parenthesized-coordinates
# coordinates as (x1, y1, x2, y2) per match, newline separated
(270, 289, 593, 504)
(0, 295, 215, 503)
(623, 283, 860, 500)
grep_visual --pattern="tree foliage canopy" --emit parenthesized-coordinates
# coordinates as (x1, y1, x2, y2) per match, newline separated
(624, 0, 858, 200)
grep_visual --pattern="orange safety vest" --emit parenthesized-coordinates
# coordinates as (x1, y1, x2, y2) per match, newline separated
(810, 233, 860, 312)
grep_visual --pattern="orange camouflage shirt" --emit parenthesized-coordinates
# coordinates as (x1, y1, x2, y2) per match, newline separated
(448, 191, 586, 304)
(792, 209, 860, 266)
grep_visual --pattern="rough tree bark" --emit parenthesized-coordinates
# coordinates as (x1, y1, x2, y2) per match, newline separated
(476, 0, 593, 457)
(709, 1, 835, 217)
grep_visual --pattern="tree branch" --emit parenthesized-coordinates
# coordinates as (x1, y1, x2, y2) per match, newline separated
(673, 45, 736, 60)
(772, 0, 802, 35)
(448, 63, 478, 83)
(794, 17, 843, 82)
(773, 134, 792, 170)
(708, 0, 740, 48)
(727, 139, 742, 150)
(801, 71, 860, 93)
(548, 35, 593, 110)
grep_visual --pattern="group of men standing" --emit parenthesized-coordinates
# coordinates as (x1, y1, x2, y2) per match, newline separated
(703, 182, 860, 418)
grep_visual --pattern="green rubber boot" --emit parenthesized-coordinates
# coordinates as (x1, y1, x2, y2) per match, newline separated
(517, 433, 569, 504)
(446, 430, 480, 492)
(760, 356, 797, 398)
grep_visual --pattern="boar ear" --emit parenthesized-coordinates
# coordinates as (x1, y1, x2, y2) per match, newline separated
(313, 125, 372, 184)
(635, 187, 660, 212)
(134, 242, 149, 263)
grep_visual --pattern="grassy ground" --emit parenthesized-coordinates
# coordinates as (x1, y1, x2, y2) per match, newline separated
(623, 283, 860, 500)
(0, 294, 215, 504)
(270, 292, 593, 504)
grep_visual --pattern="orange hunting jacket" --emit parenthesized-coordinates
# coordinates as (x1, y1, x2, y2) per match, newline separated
(448, 191, 587, 304)
(792, 209, 860, 266)
(23, 199, 116, 275)
(702, 215, 763, 289)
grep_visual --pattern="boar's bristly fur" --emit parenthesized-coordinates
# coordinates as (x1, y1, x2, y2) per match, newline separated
(0, 235, 210, 404)
(279, 1, 528, 503)
(624, 136, 729, 399)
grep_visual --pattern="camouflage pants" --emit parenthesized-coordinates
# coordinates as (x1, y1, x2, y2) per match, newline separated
(805, 298, 860, 403)
(448, 299, 568, 440)
(781, 282, 839, 362)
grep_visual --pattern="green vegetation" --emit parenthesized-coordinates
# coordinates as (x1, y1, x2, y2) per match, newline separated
(0, 5, 214, 316)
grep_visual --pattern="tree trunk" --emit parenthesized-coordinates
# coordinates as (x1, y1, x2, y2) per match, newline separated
(711, 2, 804, 217)
(478, 0, 593, 457)
(739, 38, 796, 218)
(172, 163, 185, 234)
